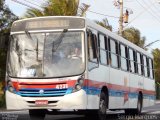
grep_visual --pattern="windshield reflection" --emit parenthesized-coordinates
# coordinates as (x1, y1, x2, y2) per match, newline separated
(8, 31, 85, 78)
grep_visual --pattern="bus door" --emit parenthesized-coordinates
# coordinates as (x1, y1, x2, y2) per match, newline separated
(128, 49, 141, 108)
(86, 28, 101, 109)
(109, 41, 129, 109)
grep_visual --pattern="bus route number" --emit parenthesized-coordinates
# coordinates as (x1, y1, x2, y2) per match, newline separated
(56, 84, 68, 89)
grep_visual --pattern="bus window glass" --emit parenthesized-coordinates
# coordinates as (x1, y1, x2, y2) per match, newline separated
(120, 44, 126, 57)
(109, 39, 118, 68)
(8, 31, 85, 78)
(137, 52, 142, 75)
(120, 44, 127, 71)
(110, 39, 116, 53)
(99, 34, 105, 49)
(143, 56, 148, 77)
(146, 58, 150, 77)
(99, 34, 107, 65)
(129, 48, 135, 73)
(8, 33, 45, 77)
(88, 32, 98, 63)
(149, 58, 153, 79)
(100, 50, 107, 65)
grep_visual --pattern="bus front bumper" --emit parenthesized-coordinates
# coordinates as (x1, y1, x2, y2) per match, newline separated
(6, 89, 87, 110)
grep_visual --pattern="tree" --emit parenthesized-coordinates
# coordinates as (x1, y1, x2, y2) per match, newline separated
(152, 49, 160, 83)
(78, 3, 90, 17)
(0, 0, 18, 34)
(25, 0, 88, 17)
(122, 27, 146, 48)
(0, 0, 18, 107)
(95, 18, 112, 31)
(152, 48, 160, 99)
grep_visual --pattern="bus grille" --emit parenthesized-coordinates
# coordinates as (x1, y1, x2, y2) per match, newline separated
(16, 82, 68, 97)
(18, 88, 67, 97)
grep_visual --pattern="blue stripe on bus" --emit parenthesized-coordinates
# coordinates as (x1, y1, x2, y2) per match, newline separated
(14, 87, 155, 100)
(84, 87, 155, 100)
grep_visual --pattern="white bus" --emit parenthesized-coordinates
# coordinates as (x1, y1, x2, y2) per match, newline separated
(6, 16, 155, 120)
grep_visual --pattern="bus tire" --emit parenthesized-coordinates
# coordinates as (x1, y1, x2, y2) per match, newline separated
(84, 91, 107, 120)
(29, 109, 46, 120)
(135, 94, 143, 114)
(125, 94, 142, 115)
(98, 91, 107, 120)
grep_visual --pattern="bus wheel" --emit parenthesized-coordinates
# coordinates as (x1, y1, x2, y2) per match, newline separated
(29, 109, 46, 120)
(98, 91, 107, 120)
(135, 94, 142, 114)
(125, 94, 142, 115)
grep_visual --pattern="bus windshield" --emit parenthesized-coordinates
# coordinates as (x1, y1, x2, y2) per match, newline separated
(8, 31, 85, 78)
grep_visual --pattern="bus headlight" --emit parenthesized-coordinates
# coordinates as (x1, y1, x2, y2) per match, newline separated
(72, 76, 84, 93)
(75, 84, 82, 91)
(7, 81, 15, 93)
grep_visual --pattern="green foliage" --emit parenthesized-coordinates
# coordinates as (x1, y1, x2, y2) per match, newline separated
(122, 27, 146, 48)
(95, 18, 112, 31)
(0, 49, 6, 108)
(0, 49, 7, 81)
(152, 48, 160, 99)
(152, 49, 160, 82)
(78, 3, 90, 17)
(25, 0, 80, 17)
(0, 94, 5, 108)
(0, 0, 17, 108)
(0, 0, 18, 34)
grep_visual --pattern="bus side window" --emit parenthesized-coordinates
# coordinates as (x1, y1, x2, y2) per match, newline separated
(137, 52, 142, 75)
(146, 57, 150, 78)
(108, 38, 119, 68)
(129, 48, 136, 73)
(143, 55, 148, 77)
(120, 44, 128, 71)
(149, 59, 154, 79)
(140, 54, 144, 75)
(87, 31, 98, 63)
(98, 33, 108, 65)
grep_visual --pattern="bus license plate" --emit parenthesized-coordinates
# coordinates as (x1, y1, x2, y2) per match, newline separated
(35, 100, 48, 105)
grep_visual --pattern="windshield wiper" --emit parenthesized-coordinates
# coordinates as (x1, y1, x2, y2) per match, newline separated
(25, 30, 39, 61)
(52, 29, 68, 53)
(25, 30, 32, 39)
(51, 29, 68, 61)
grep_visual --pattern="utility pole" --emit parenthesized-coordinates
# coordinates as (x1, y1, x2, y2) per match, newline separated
(119, 0, 123, 36)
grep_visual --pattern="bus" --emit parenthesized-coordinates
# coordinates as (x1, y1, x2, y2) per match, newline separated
(6, 16, 155, 120)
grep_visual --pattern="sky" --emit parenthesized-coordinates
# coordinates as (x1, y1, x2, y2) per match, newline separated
(5, 0, 160, 52)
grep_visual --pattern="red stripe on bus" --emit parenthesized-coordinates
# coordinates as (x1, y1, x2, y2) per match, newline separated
(12, 80, 76, 91)
(85, 79, 155, 95)
(12, 79, 155, 95)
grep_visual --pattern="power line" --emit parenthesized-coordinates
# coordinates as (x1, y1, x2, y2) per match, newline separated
(141, 0, 160, 19)
(124, 1, 159, 29)
(135, 0, 160, 25)
(148, 0, 160, 15)
(87, 10, 119, 18)
(23, 0, 42, 8)
(11, 0, 39, 10)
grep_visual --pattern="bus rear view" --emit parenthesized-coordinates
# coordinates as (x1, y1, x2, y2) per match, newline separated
(6, 16, 86, 119)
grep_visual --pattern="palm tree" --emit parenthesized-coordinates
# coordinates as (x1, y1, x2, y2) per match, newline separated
(78, 3, 90, 17)
(152, 48, 160, 99)
(24, 0, 88, 17)
(122, 27, 145, 48)
(95, 18, 112, 31)
(25, 8, 44, 17)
